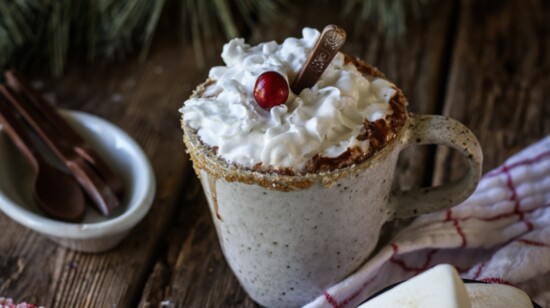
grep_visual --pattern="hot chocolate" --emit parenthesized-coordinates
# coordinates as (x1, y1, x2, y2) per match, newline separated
(180, 27, 482, 307)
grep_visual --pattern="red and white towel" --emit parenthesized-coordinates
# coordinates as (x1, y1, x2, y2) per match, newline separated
(306, 136, 550, 308)
(0, 298, 42, 308)
(4, 137, 549, 307)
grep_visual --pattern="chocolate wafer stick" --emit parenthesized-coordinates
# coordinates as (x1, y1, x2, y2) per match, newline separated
(291, 25, 347, 94)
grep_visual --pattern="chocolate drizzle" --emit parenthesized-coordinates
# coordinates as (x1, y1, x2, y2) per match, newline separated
(298, 56, 408, 174)
(303, 89, 406, 174)
(305, 147, 365, 173)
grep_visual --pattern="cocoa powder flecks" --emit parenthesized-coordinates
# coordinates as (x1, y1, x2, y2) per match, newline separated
(186, 57, 408, 177)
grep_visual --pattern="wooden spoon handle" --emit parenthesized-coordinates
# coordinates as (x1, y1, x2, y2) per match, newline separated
(5, 71, 124, 198)
(0, 85, 119, 216)
(0, 94, 40, 171)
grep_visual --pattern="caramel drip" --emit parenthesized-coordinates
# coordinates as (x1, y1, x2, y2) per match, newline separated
(207, 175, 222, 221)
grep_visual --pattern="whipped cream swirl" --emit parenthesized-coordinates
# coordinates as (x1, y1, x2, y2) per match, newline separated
(181, 28, 397, 172)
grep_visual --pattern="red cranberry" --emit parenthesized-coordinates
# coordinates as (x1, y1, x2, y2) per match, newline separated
(253, 71, 289, 110)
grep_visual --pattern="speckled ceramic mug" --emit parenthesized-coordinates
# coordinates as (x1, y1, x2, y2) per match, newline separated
(182, 86, 482, 307)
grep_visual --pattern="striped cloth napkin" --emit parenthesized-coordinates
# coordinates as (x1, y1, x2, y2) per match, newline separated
(0, 298, 42, 308)
(306, 135, 550, 308)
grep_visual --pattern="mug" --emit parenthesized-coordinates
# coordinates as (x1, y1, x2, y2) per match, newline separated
(182, 69, 482, 308)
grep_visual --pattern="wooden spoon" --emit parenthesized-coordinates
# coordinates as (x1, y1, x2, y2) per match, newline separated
(0, 97, 85, 222)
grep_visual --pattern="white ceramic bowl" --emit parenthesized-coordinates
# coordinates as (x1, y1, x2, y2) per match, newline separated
(0, 110, 155, 253)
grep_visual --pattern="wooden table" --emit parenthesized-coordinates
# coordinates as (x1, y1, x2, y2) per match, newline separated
(1, 0, 548, 306)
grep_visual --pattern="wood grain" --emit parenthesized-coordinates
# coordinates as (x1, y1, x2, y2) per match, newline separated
(138, 178, 257, 308)
(353, 0, 458, 191)
(434, 0, 550, 184)
(0, 33, 202, 307)
(432, 0, 550, 302)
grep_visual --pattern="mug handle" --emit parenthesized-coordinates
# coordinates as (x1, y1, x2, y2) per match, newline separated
(388, 114, 483, 220)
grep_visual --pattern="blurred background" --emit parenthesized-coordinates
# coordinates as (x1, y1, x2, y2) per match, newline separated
(0, 0, 431, 76)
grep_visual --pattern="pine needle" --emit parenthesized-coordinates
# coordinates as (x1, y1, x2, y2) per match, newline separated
(213, 0, 238, 39)
(140, 0, 165, 61)
(0, 0, 423, 76)
(181, 0, 289, 68)
(0, 0, 166, 75)
(343, 0, 430, 41)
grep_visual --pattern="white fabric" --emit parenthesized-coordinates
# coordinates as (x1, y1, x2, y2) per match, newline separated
(0, 298, 42, 308)
(306, 136, 550, 308)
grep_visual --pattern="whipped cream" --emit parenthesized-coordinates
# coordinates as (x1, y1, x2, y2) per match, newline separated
(181, 28, 397, 172)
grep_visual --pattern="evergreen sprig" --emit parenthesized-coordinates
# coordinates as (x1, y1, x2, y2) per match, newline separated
(0, 0, 428, 76)
(343, 0, 430, 40)
(0, 0, 165, 76)
(181, 0, 289, 68)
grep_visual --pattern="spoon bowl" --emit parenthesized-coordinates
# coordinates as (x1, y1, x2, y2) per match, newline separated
(34, 163, 85, 222)
(0, 98, 86, 222)
(0, 110, 155, 252)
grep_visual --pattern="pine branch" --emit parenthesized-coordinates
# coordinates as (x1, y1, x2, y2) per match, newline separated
(0, 0, 428, 76)
(343, 0, 431, 41)
(0, 0, 165, 76)
(181, 0, 290, 68)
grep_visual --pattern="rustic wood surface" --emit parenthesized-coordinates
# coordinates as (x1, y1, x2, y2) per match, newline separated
(0, 0, 548, 307)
